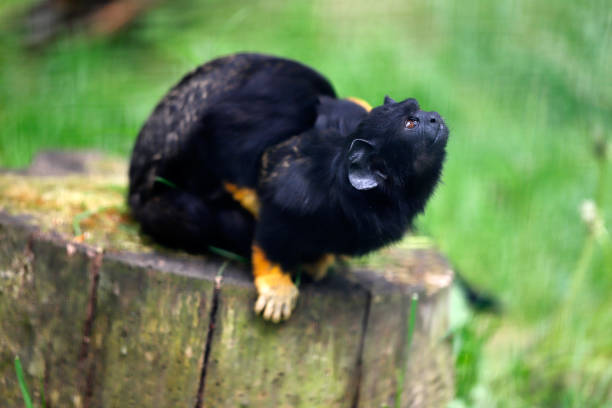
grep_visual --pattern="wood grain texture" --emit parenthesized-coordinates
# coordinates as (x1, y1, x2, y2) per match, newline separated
(202, 274, 369, 407)
(0, 214, 94, 407)
(346, 249, 455, 408)
(88, 255, 216, 408)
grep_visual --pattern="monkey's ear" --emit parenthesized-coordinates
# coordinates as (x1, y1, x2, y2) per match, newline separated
(347, 139, 385, 190)
(384, 95, 396, 105)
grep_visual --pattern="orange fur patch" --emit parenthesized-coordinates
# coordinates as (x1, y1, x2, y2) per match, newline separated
(303, 254, 335, 281)
(252, 245, 287, 279)
(223, 182, 260, 217)
(346, 97, 373, 112)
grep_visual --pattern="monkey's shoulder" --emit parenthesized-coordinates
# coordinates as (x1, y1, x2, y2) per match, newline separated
(258, 132, 333, 215)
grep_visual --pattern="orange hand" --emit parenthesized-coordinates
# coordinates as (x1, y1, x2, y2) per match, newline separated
(252, 245, 298, 322)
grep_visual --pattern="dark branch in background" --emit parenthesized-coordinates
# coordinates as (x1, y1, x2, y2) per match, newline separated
(22, 0, 161, 47)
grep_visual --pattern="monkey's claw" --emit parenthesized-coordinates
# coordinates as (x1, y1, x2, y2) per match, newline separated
(254, 274, 299, 323)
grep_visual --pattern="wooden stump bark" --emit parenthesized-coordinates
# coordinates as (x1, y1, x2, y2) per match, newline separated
(0, 151, 454, 407)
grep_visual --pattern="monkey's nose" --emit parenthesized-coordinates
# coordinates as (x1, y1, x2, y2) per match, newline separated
(427, 112, 441, 124)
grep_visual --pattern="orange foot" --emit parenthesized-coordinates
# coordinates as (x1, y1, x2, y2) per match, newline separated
(252, 245, 298, 322)
(302, 254, 335, 281)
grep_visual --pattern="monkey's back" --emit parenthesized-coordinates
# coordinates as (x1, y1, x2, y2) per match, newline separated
(128, 53, 336, 205)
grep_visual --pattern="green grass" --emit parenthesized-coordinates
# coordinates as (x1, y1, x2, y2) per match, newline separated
(14, 356, 34, 408)
(1, 0, 611, 406)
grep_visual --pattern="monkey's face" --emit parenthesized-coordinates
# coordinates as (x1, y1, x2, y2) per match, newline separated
(346, 97, 448, 192)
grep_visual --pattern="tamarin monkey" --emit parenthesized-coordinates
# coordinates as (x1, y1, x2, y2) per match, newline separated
(128, 53, 449, 322)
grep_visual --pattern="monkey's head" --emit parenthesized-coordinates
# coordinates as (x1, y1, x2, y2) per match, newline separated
(346, 96, 448, 198)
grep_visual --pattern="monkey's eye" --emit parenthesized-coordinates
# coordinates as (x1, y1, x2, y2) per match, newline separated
(405, 118, 419, 129)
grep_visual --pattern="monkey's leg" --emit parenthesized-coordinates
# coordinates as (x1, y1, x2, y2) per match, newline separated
(130, 190, 215, 253)
(252, 245, 299, 322)
(302, 254, 336, 281)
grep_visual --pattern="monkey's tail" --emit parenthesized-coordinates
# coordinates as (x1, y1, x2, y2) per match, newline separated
(455, 271, 501, 313)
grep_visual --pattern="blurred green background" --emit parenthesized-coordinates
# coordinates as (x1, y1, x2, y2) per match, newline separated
(1, 0, 610, 406)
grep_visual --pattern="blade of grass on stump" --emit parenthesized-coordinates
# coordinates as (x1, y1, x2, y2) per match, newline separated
(14, 356, 33, 408)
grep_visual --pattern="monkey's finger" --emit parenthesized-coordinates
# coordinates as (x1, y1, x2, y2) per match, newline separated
(281, 302, 292, 320)
(271, 303, 282, 323)
(254, 295, 268, 315)
(263, 299, 276, 321)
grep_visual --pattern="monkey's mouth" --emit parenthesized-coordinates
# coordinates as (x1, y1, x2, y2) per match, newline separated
(431, 124, 449, 146)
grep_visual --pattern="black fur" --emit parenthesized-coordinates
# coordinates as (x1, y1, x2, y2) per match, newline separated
(128, 53, 449, 271)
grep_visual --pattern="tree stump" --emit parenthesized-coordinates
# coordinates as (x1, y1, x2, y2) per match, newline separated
(0, 151, 454, 407)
